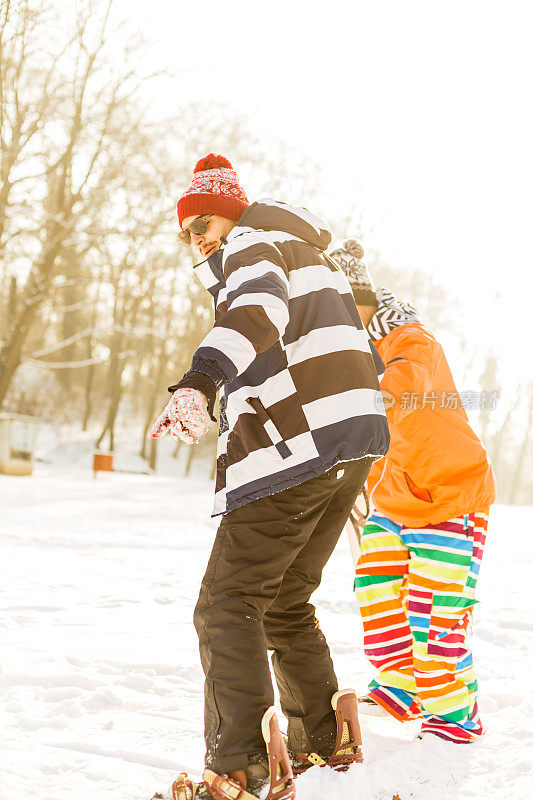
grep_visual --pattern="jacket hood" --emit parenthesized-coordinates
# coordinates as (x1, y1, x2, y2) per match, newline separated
(193, 199, 331, 294)
(367, 287, 420, 341)
(235, 199, 332, 251)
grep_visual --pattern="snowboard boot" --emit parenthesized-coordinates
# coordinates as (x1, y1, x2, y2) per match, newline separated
(152, 707, 295, 800)
(151, 764, 271, 800)
(204, 708, 295, 800)
(291, 689, 363, 774)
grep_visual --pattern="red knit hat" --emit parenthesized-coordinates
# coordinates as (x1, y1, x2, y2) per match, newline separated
(177, 153, 249, 227)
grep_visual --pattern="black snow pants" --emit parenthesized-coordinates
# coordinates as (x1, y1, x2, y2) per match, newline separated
(193, 457, 372, 773)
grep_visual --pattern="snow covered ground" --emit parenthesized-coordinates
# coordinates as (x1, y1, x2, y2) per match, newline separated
(1, 439, 532, 800)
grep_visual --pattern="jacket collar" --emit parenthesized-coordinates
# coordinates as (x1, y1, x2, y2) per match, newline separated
(193, 248, 224, 295)
(192, 214, 246, 293)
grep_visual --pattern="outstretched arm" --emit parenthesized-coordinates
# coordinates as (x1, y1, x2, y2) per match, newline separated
(150, 235, 290, 443)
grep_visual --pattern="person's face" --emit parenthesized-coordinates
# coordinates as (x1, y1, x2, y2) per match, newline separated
(180, 214, 235, 259)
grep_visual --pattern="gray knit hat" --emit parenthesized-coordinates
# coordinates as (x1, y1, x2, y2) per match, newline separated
(329, 238, 377, 305)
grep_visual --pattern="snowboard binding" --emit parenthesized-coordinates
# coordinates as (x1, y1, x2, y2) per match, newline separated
(204, 707, 294, 800)
(292, 689, 363, 774)
(152, 707, 295, 800)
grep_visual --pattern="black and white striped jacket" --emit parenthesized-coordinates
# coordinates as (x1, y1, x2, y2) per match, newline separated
(188, 200, 390, 515)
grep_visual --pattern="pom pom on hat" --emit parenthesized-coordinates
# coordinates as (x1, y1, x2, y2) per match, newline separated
(193, 153, 234, 173)
(343, 238, 365, 261)
(177, 152, 249, 226)
(329, 237, 377, 305)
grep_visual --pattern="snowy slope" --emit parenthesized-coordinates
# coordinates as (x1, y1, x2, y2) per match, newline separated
(1, 457, 532, 800)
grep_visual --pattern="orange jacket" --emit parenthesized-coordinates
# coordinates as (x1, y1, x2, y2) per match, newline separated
(367, 322, 495, 526)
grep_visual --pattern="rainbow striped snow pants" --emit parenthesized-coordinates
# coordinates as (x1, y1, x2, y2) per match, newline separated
(355, 511, 488, 743)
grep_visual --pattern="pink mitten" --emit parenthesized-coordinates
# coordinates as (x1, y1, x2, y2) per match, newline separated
(149, 388, 210, 445)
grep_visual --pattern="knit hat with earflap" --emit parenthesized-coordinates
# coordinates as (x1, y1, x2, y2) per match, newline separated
(329, 238, 377, 305)
(177, 153, 249, 227)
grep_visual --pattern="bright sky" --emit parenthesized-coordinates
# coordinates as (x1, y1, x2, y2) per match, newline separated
(115, 0, 532, 392)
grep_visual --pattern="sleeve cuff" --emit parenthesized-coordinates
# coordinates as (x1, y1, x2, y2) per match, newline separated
(189, 354, 228, 389)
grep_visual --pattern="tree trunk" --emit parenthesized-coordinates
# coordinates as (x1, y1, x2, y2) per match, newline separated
(82, 360, 96, 431)
(0, 298, 36, 408)
(140, 343, 169, 458)
(95, 376, 123, 451)
(184, 444, 196, 476)
(7, 276, 16, 331)
(95, 329, 124, 451)
(149, 438, 157, 471)
(0, 209, 69, 408)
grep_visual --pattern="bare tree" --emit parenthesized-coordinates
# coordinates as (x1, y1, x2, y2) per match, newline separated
(0, 0, 152, 407)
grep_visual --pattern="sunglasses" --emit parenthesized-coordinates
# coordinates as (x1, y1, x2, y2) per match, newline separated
(178, 214, 213, 246)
